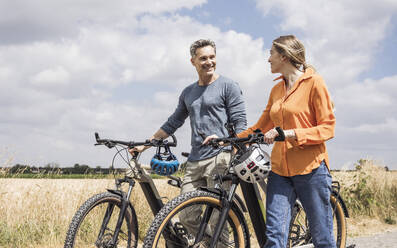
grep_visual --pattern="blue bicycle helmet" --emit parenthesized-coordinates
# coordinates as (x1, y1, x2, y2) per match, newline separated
(150, 145, 179, 176)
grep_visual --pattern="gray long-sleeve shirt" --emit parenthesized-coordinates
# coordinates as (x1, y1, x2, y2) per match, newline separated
(161, 76, 247, 161)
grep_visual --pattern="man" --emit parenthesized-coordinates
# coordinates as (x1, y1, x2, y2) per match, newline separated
(131, 39, 246, 246)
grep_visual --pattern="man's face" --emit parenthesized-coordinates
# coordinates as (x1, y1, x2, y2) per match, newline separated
(191, 46, 216, 78)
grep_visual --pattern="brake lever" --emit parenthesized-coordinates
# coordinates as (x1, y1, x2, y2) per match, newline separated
(104, 141, 115, 148)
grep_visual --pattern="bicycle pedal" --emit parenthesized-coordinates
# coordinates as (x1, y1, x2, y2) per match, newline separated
(174, 222, 188, 236)
(167, 179, 180, 187)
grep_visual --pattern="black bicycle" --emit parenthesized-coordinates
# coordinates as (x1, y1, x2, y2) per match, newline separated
(64, 133, 186, 248)
(143, 125, 349, 248)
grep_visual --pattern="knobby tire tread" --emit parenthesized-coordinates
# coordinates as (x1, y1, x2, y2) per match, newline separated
(64, 192, 138, 248)
(143, 190, 249, 248)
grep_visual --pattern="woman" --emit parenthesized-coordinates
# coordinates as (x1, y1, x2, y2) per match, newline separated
(238, 35, 336, 247)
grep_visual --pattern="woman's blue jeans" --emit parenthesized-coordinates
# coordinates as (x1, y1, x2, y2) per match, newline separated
(264, 161, 336, 248)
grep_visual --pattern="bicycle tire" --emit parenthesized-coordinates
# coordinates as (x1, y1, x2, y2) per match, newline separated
(64, 192, 138, 248)
(287, 194, 347, 248)
(143, 190, 249, 248)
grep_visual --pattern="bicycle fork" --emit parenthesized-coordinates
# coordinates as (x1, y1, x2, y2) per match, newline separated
(196, 183, 239, 248)
(96, 177, 135, 247)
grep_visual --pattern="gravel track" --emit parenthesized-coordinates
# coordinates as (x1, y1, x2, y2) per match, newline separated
(346, 229, 397, 248)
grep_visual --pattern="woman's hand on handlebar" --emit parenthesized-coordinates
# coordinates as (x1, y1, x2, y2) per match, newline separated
(264, 127, 295, 144)
(264, 128, 279, 144)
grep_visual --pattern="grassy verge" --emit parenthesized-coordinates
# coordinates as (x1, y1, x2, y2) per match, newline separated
(332, 160, 397, 224)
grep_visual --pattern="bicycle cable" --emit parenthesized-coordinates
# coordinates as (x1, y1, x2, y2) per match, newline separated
(110, 145, 131, 177)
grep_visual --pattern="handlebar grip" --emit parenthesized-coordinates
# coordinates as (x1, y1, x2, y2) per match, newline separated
(274, 127, 285, 141)
(168, 134, 177, 147)
(95, 132, 100, 142)
(207, 139, 219, 148)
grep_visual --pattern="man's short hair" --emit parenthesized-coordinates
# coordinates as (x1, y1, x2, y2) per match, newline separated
(190, 39, 216, 58)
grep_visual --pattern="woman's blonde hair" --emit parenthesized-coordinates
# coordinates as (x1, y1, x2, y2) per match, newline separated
(272, 35, 313, 71)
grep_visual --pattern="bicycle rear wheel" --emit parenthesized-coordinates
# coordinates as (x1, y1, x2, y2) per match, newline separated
(287, 194, 347, 248)
(64, 192, 138, 248)
(143, 190, 249, 248)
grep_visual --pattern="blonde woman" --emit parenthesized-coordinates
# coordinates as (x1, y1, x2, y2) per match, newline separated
(238, 35, 336, 247)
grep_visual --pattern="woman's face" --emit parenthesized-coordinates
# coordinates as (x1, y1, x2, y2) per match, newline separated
(268, 45, 285, 74)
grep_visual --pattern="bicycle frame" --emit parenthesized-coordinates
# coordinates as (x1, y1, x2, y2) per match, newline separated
(92, 133, 185, 247)
(202, 173, 349, 248)
(240, 180, 268, 246)
(141, 123, 349, 248)
(104, 156, 186, 247)
(199, 173, 268, 248)
(200, 137, 349, 248)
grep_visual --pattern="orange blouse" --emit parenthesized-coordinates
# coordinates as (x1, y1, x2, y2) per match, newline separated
(238, 68, 335, 176)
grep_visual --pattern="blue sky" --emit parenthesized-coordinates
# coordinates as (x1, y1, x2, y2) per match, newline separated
(1, 0, 397, 170)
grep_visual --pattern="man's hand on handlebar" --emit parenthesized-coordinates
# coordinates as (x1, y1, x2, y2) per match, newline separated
(128, 128, 171, 155)
(128, 145, 150, 155)
(202, 134, 219, 145)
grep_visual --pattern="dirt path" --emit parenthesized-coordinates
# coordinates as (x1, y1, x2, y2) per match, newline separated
(347, 228, 397, 248)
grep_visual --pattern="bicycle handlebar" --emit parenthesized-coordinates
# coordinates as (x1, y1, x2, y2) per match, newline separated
(207, 126, 285, 148)
(207, 133, 264, 148)
(94, 132, 178, 149)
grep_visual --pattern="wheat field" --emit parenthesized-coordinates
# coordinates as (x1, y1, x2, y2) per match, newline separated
(1, 161, 396, 247)
(0, 178, 179, 248)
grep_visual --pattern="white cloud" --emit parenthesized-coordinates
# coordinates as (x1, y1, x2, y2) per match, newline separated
(335, 76, 396, 109)
(1, 0, 397, 169)
(355, 118, 397, 134)
(0, 0, 207, 43)
(31, 66, 70, 87)
(0, 1, 268, 167)
(255, 0, 397, 83)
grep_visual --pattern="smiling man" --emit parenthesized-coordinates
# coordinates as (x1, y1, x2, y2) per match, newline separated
(130, 39, 246, 245)
(131, 39, 246, 167)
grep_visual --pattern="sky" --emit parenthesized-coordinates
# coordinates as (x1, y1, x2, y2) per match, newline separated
(1, 0, 397, 170)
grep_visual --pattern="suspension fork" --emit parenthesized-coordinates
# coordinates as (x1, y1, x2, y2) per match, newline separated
(111, 177, 135, 245)
(96, 202, 116, 246)
(96, 177, 135, 246)
(208, 181, 240, 248)
(194, 203, 215, 245)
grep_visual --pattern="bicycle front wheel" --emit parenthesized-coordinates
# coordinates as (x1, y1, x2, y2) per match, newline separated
(287, 194, 347, 248)
(143, 190, 249, 248)
(64, 192, 138, 248)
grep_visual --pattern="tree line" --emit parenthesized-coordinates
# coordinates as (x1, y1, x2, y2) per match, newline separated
(2, 163, 124, 175)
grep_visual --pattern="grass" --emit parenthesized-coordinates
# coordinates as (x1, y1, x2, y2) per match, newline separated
(0, 173, 113, 179)
(0, 166, 117, 179)
(0, 178, 180, 247)
(332, 160, 397, 224)
(0, 160, 396, 247)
